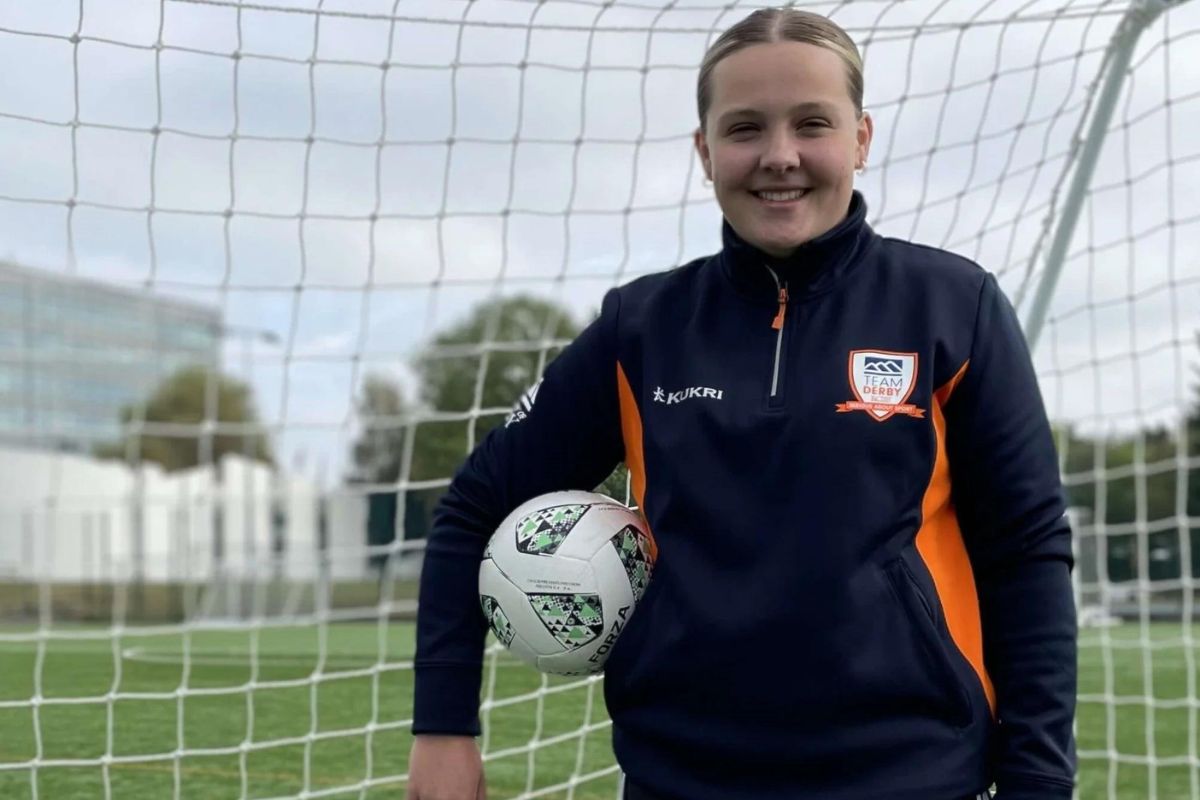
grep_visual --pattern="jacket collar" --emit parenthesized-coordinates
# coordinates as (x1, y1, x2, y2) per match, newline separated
(717, 190, 874, 304)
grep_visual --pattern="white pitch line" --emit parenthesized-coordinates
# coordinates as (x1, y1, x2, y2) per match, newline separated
(120, 646, 416, 670)
(120, 647, 533, 670)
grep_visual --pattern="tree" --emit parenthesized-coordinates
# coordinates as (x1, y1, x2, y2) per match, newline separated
(95, 365, 272, 471)
(1057, 422, 1179, 585)
(409, 294, 582, 483)
(348, 373, 409, 484)
(346, 373, 418, 567)
(1056, 331, 1200, 590)
(347, 294, 635, 542)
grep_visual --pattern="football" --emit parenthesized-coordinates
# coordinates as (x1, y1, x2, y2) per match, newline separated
(478, 490, 656, 675)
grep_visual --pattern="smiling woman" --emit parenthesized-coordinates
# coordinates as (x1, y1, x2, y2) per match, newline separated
(409, 7, 1077, 800)
(693, 23, 871, 257)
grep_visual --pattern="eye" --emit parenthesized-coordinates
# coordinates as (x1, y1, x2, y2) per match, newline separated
(726, 124, 758, 137)
(798, 118, 830, 130)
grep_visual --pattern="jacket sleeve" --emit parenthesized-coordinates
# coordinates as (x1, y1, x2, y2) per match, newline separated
(412, 289, 625, 736)
(943, 273, 1077, 799)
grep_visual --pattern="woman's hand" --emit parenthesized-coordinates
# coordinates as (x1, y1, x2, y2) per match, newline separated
(406, 735, 486, 800)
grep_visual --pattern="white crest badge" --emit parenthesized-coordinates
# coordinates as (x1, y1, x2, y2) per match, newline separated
(836, 350, 926, 422)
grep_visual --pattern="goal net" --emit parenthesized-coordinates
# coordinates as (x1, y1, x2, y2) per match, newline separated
(0, 0, 1197, 798)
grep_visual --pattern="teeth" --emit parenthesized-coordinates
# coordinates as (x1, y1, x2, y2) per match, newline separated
(756, 190, 807, 201)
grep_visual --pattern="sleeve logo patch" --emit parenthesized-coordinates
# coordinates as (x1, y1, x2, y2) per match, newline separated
(505, 379, 544, 428)
(836, 350, 926, 422)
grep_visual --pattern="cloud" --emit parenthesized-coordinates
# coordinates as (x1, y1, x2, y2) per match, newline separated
(1, 0, 1198, 479)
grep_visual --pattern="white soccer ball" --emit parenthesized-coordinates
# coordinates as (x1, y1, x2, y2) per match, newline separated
(478, 490, 655, 675)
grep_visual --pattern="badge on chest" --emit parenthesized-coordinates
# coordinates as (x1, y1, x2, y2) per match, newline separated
(836, 350, 926, 422)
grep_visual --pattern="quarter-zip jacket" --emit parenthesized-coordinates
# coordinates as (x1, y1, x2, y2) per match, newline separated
(413, 192, 1077, 800)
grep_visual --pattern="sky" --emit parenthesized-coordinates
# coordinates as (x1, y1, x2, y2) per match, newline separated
(0, 0, 1197, 485)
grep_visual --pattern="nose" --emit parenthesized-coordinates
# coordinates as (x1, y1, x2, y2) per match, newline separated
(759, 126, 800, 174)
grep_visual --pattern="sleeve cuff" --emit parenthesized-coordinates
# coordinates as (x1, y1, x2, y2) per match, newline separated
(996, 774, 1075, 800)
(412, 663, 483, 736)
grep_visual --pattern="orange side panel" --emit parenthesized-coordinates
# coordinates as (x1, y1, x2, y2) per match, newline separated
(914, 359, 997, 718)
(617, 362, 657, 561)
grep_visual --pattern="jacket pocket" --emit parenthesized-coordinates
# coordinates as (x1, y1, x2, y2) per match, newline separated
(883, 552, 974, 729)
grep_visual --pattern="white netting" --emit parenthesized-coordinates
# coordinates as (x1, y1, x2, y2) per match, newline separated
(0, 0, 1197, 798)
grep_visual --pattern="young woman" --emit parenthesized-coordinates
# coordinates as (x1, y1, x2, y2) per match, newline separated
(407, 9, 1076, 800)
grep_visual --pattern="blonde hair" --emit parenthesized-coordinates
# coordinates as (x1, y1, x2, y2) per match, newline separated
(696, 8, 864, 130)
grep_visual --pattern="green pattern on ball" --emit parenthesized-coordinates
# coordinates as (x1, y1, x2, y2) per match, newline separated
(515, 504, 588, 555)
(613, 525, 653, 602)
(528, 593, 604, 649)
(480, 595, 515, 646)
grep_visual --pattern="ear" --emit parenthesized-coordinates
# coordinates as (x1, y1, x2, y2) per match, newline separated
(693, 127, 713, 181)
(855, 111, 874, 170)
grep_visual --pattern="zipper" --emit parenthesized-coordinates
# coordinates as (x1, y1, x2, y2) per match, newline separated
(765, 264, 788, 400)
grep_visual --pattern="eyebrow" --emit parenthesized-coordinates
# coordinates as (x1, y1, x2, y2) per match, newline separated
(716, 102, 837, 125)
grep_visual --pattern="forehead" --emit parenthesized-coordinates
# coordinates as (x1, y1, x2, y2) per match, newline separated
(708, 40, 851, 112)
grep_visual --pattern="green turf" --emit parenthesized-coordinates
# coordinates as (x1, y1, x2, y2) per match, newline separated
(1, 621, 1198, 799)
(0, 622, 618, 799)
(1077, 624, 1200, 799)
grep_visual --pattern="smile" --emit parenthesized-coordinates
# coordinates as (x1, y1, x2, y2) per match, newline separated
(753, 189, 809, 202)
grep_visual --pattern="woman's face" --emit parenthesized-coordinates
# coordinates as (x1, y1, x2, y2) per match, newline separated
(694, 41, 872, 258)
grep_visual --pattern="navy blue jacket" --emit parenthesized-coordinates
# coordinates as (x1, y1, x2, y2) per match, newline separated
(413, 192, 1076, 800)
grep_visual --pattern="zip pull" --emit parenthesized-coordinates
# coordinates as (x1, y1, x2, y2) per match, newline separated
(771, 285, 789, 330)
